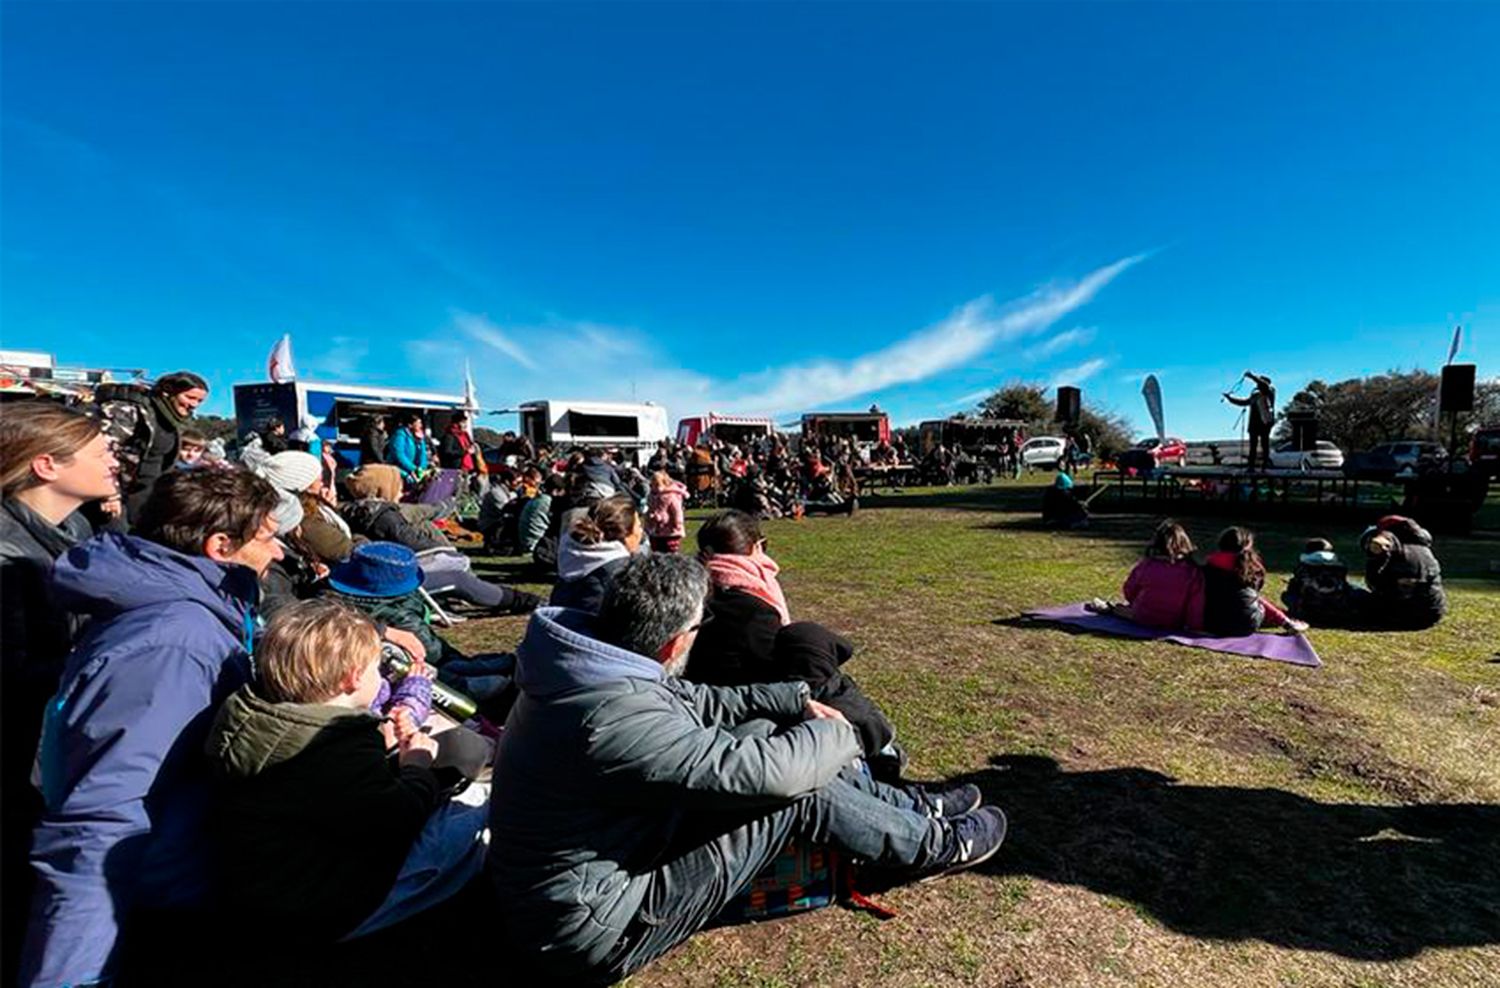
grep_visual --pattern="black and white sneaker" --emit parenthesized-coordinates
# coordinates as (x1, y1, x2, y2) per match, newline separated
(910, 782, 983, 819)
(921, 806, 1008, 882)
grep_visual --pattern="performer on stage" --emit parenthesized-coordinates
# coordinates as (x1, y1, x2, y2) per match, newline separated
(1223, 371, 1275, 471)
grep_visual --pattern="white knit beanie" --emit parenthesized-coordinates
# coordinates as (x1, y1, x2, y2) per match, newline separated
(257, 450, 322, 493)
(269, 491, 305, 536)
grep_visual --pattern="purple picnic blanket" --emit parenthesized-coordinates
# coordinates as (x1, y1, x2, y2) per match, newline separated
(1022, 602, 1322, 668)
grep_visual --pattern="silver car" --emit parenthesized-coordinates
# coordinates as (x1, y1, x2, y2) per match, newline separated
(1269, 440, 1345, 471)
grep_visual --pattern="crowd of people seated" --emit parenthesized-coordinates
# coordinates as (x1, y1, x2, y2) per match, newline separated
(1088, 516, 1447, 635)
(0, 385, 1013, 987)
(0, 375, 1456, 987)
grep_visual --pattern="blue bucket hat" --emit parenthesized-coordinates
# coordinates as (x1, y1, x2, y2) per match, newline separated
(1054, 472, 1074, 490)
(328, 542, 423, 598)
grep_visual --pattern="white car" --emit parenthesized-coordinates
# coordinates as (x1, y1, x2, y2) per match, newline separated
(1269, 440, 1345, 471)
(1019, 436, 1067, 469)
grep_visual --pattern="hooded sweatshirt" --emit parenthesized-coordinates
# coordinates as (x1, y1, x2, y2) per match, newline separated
(487, 608, 859, 982)
(1121, 556, 1205, 631)
(22, 533, 258, 988)
(549, 532, 632, 613)
(205, 685, 440, 941)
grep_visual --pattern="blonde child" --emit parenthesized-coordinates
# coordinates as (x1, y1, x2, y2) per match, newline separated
(206, 599, 488, 942)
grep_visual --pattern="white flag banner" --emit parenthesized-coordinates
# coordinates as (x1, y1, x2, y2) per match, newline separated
(1446, 324, 1463, 365)
(463, 362, 479, 437)
(268, 334, 296, 383)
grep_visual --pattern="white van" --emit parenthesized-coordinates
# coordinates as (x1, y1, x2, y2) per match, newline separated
(517, 400, 669, 459)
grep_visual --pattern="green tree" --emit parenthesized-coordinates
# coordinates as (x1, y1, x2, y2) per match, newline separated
(189, 415, 239, 441)
(1274, 369, 1499, 453)
(975, 382, 1135, 456)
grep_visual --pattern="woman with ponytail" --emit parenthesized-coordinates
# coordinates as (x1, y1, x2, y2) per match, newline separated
(1203, 526, 1307, 635)
(549, 494, 643, 613)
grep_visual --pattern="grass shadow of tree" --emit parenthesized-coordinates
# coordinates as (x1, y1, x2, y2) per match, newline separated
(944, 754, 1500, 961)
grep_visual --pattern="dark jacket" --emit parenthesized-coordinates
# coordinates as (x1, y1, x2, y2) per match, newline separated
(23, 533, 257, 988)
(771, 623, 895, 758)
(1201, 552, 1265, 636)
(686, 600, 893, 758)
(0, 499, 92, 971)
(685, 587, 783, 686)
(359, 425, 388, 466)
(1281, 552, 1356, 625)
(205, 685, 441, 941)
(580, 457, 626, 500)
(0, 499, 92, 764)
(487, 608, 858, 981)
(1366, 539, 1446, 629)
(342, 498, 449, 552)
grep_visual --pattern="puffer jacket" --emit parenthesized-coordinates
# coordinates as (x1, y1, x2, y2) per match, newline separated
(486, 608, 860, 982)
(205, 685, 440, 941)
(385, 427, 428, 481)
(22, 533, 258, 988)
(1366, 537, 1446, 629)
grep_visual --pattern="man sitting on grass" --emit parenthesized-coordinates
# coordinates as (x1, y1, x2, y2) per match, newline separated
(486, 554, 1007, 985)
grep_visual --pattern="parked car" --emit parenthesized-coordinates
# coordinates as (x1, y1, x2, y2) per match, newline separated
(1269, 440, 1345, 471)
(1118, 436, 1187, 473)
(1019, 436, 1067, 470)
(1470, 426, 1500, 478)
(1343, 440, 1447, 480)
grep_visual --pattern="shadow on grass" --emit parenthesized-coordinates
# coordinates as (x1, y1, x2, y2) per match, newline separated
(952, 754, 1500, 961)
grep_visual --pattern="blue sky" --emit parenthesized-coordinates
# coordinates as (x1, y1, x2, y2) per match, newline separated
(4, 2, 1497, 439)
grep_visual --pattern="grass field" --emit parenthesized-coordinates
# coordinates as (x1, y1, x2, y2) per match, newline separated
(447, 475, 1500, 988)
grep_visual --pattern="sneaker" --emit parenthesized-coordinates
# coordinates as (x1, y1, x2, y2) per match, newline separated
(1083, 597, 1111, 614)
(1284, 618, 1310, 634)
(909, 782, 983, 819)
(921, 806, 1008, 882)
(499, 590, 543, 616)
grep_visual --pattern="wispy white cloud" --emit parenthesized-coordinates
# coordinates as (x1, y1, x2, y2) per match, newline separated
(1025, 326, 1097, 362)
(720, 255, 1141, 414)
(947, 389, 995, 407)
(428, 255, 1143, 422)
(453, 311, 540, 372)
(1050, 357, 1111, 389)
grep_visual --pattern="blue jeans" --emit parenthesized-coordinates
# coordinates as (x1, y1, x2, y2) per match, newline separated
(603, 765, 943, 981)
(343, 785, 490, 939)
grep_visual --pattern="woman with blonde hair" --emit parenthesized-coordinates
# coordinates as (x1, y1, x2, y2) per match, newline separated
(0, 400, 118, 981)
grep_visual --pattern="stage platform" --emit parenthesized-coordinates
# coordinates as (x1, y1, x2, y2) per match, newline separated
(1088, 466, 1385, 515)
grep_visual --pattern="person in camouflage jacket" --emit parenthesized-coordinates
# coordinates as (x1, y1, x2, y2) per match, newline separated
(93, 371, 210, 524)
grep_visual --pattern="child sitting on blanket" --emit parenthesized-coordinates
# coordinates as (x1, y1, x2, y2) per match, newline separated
(206, 599, 489, 943)
(1203, 527, 1308, 635)
(1087, 520, 1204, 630)
(1281, 538, 1358, 626)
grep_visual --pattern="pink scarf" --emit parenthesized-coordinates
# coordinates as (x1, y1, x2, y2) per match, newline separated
(704, 549, 791, 625)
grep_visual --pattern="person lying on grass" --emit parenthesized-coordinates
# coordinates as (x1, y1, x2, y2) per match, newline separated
(486, 554, 1007, 987)
(1087, 519, 1205, 630)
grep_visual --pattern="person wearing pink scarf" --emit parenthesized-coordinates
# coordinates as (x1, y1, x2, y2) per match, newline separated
(685, 511, 904, 780)
(702, 543, 790, 625)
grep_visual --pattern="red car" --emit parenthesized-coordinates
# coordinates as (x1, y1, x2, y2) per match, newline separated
(1134, 436, 1188, 467)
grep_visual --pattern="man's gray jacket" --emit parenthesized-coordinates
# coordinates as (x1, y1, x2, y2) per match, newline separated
(486, 606, 861, 979)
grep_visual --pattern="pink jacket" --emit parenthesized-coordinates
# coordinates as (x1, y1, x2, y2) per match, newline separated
(645, 481, 688, 538)
(1122, 557, 1205, 631)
